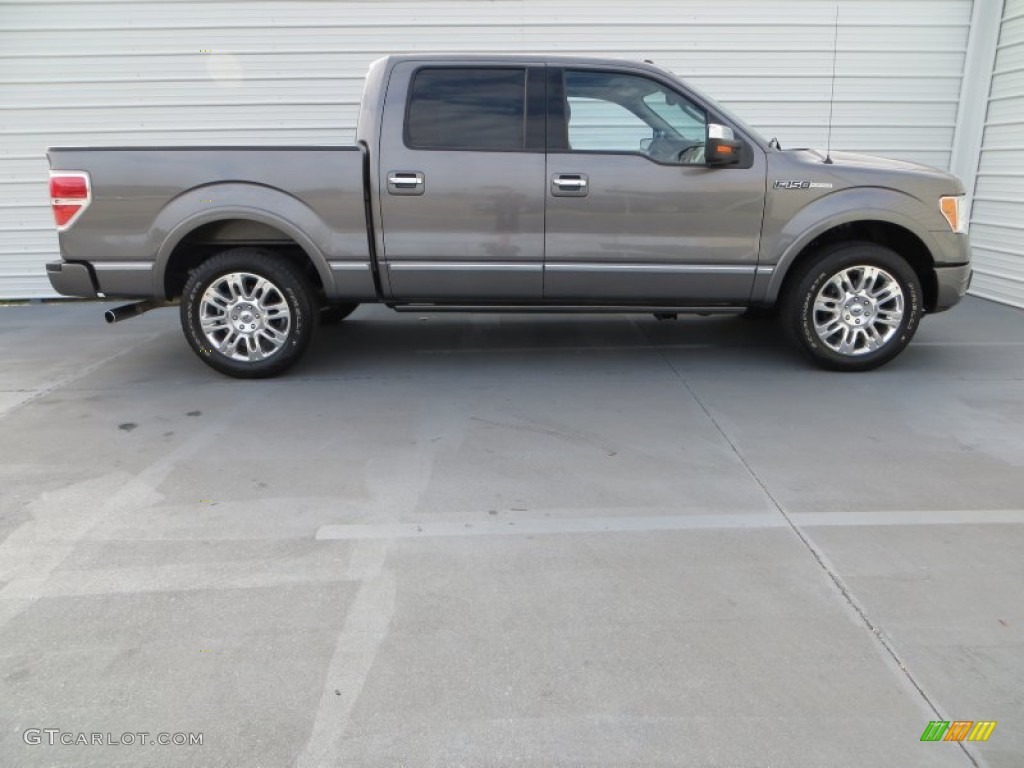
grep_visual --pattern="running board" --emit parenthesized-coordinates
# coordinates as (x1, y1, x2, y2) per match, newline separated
(389, 304, 746, 315)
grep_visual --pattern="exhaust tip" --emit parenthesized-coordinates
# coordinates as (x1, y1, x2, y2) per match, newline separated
(103, 299, 170, 324)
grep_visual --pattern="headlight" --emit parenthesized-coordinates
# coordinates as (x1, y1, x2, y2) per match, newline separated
(939, 195, 967, 234)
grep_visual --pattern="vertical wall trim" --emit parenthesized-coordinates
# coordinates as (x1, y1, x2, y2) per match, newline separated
(950, 0, 1005, 216)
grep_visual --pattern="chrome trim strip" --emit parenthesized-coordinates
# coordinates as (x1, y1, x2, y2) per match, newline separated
(388, 262, 541, 271)
(389, 263, 754, 274)
(328, 261, 371, 271)
(544, 263, 756, 274)
(91, 262, 153, 271)
(755, 265, 776, 276)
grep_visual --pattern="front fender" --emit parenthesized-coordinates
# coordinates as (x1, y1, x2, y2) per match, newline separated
(151, 182, 336, 297)
(757, 187, 945, 303)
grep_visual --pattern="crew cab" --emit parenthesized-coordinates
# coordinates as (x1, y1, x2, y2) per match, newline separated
(46, 55, 972, 377)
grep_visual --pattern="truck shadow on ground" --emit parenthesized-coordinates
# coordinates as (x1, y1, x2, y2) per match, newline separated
(294, 312, 807, 378)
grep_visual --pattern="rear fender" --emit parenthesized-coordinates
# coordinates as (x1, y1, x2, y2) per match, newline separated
(152, 182, 335, 298)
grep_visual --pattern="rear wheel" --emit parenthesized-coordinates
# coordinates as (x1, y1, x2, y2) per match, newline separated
(180, 248, 317, 378)
(782, 242, 923, 371)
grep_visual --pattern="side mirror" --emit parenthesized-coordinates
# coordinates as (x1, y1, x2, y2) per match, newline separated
(706, 123, 741, 166)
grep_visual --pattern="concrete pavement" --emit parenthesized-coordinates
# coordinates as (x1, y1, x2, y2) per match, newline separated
(0, 297, 1021, 767)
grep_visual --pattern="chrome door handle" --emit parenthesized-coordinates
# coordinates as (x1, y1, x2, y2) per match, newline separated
(551, 174, 589, 197)
(387, 171, 425, 195)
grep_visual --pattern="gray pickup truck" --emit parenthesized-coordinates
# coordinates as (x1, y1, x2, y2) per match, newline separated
(46, 54, 971, 378)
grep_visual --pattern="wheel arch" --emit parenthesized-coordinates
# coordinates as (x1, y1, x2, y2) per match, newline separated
(152, 183, 336, 300)
(773, 220, 938, 312)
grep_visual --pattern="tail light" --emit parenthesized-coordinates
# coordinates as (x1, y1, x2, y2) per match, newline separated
(49, 171, 92, 231)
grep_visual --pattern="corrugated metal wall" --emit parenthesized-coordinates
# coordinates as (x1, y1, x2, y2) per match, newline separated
(971, 0, 1024, 308)
(1, 0, 973, 298)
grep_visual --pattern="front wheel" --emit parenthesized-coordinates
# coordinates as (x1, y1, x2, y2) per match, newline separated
(782, 242, 923, 371)
(180, 248, 317, 378)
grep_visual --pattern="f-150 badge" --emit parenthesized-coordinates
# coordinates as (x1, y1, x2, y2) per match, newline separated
(774, 180, 834, 190)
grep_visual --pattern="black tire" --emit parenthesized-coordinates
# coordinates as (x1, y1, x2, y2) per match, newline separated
(180, 248, 317, 378)
(782, 242, 923, 372)
(320, 303, 359, 325)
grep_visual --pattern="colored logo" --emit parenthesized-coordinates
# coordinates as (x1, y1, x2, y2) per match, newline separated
(921, 721, 996, 742)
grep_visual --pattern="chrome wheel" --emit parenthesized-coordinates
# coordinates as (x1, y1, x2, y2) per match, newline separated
(812, 265, 904, 356)
(198, 271, 291, 361)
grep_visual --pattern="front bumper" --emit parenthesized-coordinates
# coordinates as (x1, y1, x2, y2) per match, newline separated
(46, 261, 98, 298)
(932, 263, 972, 313)
(927, 230, 971, 313)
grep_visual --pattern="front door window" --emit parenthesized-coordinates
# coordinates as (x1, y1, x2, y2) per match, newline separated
(564, 70, 707, 164)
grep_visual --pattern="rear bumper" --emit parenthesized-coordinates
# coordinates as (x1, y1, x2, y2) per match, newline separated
(47, 260, 155, 298)
(46, 261, 98, 298)
(932, 263, 972, 313)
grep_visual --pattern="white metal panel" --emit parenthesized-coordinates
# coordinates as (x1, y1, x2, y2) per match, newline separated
(972, 1, 1024, 307)
(0, 0, 973, 298)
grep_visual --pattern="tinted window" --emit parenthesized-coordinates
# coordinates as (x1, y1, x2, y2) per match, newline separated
(407, 68, 526, 151)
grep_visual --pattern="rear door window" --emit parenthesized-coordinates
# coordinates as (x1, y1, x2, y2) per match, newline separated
(406, 68, 527, 151)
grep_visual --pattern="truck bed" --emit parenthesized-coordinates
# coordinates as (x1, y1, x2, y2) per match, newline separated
(47, 146, 372, 300)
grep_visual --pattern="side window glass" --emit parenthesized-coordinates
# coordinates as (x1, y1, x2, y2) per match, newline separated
(567, 98, 652, 151)
(643, 91, 706, 142)
(563, 70, 707, 163)
(407, 68, 526, 151)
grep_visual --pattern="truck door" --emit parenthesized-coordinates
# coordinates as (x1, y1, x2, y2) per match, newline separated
(543, 67, 767, 303)
(377, 63, 547, 301)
